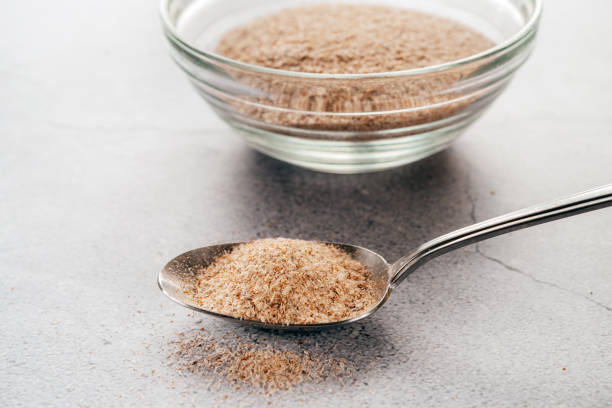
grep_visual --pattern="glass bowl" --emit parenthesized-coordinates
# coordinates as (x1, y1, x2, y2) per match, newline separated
(160, 0, 542, 173)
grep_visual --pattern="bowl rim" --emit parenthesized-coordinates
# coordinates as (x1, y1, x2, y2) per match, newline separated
(160, 0, 542, 79)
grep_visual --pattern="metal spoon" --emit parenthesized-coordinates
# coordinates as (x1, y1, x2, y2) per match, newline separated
(159, 183, 612, 330)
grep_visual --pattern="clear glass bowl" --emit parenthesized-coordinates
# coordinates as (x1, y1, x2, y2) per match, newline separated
(160, 0, 542, 173)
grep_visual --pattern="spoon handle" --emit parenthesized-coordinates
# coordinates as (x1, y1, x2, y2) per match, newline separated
(390, 183, 612, 287)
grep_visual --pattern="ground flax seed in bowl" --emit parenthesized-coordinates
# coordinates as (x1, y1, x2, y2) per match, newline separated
(214, 5, 494, 131)
(216, 5, 493, 74)
(163, 0, 541, 172)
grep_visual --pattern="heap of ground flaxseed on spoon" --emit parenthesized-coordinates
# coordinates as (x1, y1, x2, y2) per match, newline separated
(192, 238, 378, 325)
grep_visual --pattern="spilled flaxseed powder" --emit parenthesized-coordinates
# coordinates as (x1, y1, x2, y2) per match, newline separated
(213, 5, 495, 133)
(168, 330, 354, 393)
(193, 238, 378, 325)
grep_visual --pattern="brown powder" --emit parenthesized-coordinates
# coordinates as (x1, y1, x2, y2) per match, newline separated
(169, 330, 355, 393)
(216, 5, 493, 74)
(212, 5, 495, 133)
(194, 238, 377, 325)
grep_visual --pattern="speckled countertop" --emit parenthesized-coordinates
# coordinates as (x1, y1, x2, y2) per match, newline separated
(1, 1, 611, 407)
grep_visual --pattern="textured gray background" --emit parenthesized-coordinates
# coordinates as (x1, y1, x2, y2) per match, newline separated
(1, 0, 611, 407)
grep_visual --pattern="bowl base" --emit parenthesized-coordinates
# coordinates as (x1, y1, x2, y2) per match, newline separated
(226, 118, 475, 174)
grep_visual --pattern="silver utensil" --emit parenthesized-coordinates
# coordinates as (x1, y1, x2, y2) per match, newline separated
(159, 183, 612, 330)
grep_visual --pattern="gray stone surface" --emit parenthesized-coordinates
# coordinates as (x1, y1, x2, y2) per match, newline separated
(1, 1, 611, 407)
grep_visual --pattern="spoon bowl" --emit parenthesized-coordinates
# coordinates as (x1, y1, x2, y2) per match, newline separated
(159, 183, 612, 330)
(158, 242, 392, 330)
